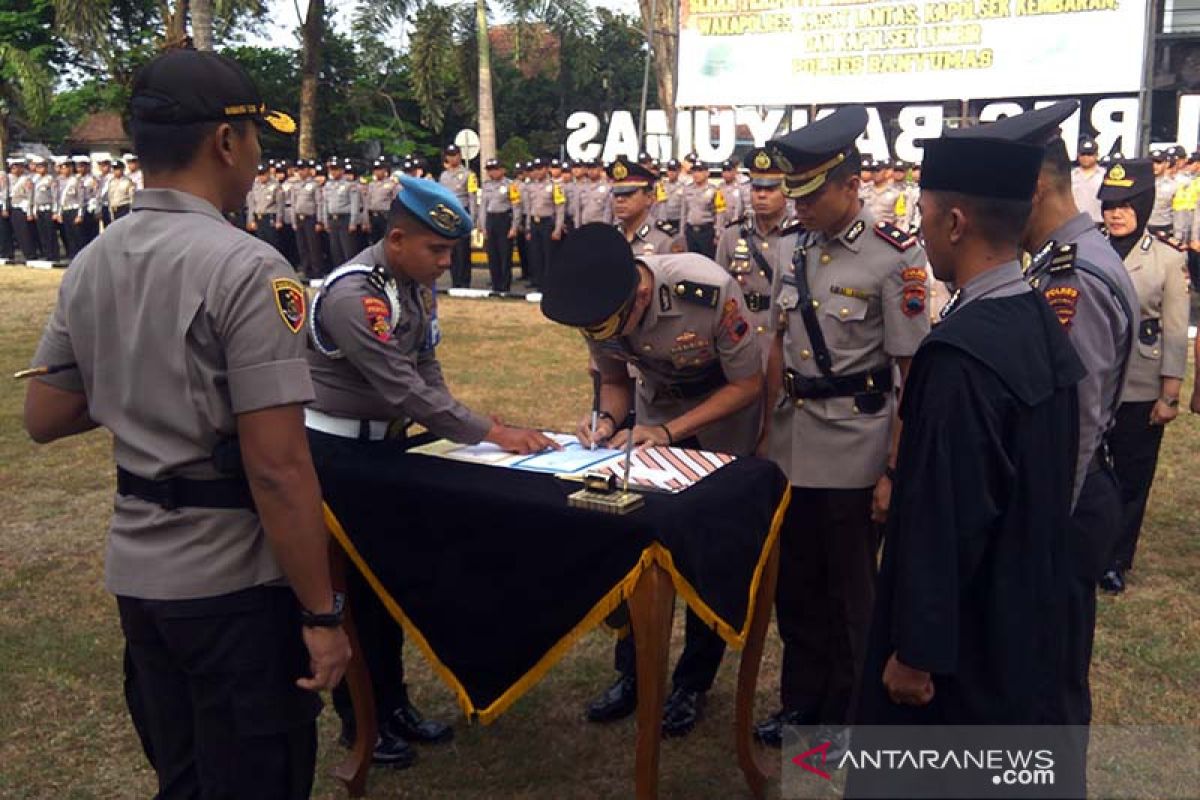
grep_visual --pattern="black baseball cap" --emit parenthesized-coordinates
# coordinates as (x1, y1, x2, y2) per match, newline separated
(130, 49, 295, 134)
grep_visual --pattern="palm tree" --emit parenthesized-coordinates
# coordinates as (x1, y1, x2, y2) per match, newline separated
(638, 0, 678, 135)
(297, 0, 324, 159)
(0, 43, 52, 162)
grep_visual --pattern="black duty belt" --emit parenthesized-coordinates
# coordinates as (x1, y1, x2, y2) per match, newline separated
(686, 222, 714, 230)
(255, 213, 276, 221)
(117, 467, 255, 511)
(329, 213, 350, 221)
(655, 368, 727, 401)
(783, 366, 893, 401)
(744, 291, 770, 312)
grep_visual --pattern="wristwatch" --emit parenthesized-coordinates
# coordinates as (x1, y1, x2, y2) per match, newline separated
(301, 592, 345, 628)
(1161, 396, 1180, 408)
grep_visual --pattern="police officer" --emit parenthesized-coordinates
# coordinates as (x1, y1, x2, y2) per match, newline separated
(1148, 150, 1176, 236)
(367, 157, 398, 244)
(75, 156, 99, 248)
(523, 157, 565, 288)
(755, 106, 931, 751)
(292, 160, 324, 278)
(714, 148, 797, 357)
(23, 48, 348, 798)
(951, 102, 1139, 750)
(609, 157, 679, 256)
(125, 153, 144, 190)
(108, 159, 136, 220)
(31, 155, 59, 260)
(9, 156, 38, 260)
(305, 176, 556, 767)
(477, 158, 517, 292)
(654, 159, 685, 232)
(0, 159, 12, 260)
(716, 159, 744, 228)
(94, 157, 114, 230)
(1098, 159, 1190, 594)
(323, 158, 360, 267)
(865, 158, 901, 224)
(579, 158, 614, 226)
(680, 164, 725, 258)
(439, 144, 474, 288)
(541, 223, 763, 738)
(513, 161, 531, 283)
(247, 163, 285, 252)
(56, 156, 85, 259)
(1072, 137, 1104, 223)
(277, 159, 300, 266)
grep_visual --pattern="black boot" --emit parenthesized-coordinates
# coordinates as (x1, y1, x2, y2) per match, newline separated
(338, 721, 418, 769)
(585, 674, 637, 723)
(753, 707, 820, 748)
(661, 686, 705, 738)
(387, 698, 454, 744)
(1099, 568, 1126, 595)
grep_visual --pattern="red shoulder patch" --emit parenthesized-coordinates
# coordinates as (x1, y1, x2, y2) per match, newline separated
(362, 297, 392, 342)
(1044, 286, 1080, 328)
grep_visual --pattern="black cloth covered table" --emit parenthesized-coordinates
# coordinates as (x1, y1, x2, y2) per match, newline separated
(321, 446, 789, 723)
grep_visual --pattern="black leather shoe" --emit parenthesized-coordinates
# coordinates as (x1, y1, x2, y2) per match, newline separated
(661, 687, 705, 738)
(337, 724, 418, 769)
(387, 700, 454, 744)
(1099, 568, 1126, 595)
(586, 674, 637, 723)
(753, 708, 821, 748)
(811, 725, 851, 763)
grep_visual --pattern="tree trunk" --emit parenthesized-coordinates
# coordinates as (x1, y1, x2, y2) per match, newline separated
(164, 0, 190, 48)
(476, 0, 496, 166)
(299, 0, 324, 160)
(192, 0, 214, 50)
(638, 0, 678, 133)
(0, 116, 8, 168)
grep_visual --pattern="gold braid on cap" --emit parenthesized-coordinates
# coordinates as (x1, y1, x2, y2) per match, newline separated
(780, 151, 848, 199)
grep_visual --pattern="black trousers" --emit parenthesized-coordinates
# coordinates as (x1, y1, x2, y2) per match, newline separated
(80, 211, 98, 249)
(327, 214, 354, 268)
(61, 209, 85, 258)
(485, 212, 514, 292)
(36, 209, 58, 260)
(1108, 400, 1166, 570)
(612, 603, 727, 693)
(113, 204, 132, 220)
(777, 486, 878, 723)
(306, 430, 413, 726)
(369, 211, 388, 245)
(515, 225, 529, 281)
(294, 215, 323, 278)
(527, 218, 554, 288)
(685, 223, 716, 259)
(0, 210, 14, 258)
(252, 213, 280, 252)
(278, 222, 298, 267)
(11, 209, 37, 259)
(450, 233, 472, 288)
(118, 586, 321, 800)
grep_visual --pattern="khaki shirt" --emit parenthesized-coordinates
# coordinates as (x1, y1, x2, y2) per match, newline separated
(1119, 233, 1190, 402)
(617, 217, 679, 257)
(865, 181, 901, 225)
(366, 176, 398, 213)
(1071, 166, 1104, 224)
(32, 189, 313, 599)
(1150, 175, 1176, 227)
(525, 178, 566, 234)
(655, 177, 685, 222)
(717, 180, 744, 229)
(439, 165, 471, 206)
(681, 180, 723, 226)
(108, 176, 136, 210)
(307, 242, 491, 442)
(579, 181, 613, 226)
(768, 208, 931, 488)
(587, 253, 762, 455)
(10, 174, 33, 212)
(292, 179, 321, 218)
(479, 177, 514, 217)
(249, 179, 283, 217)
(32, 174, 56, 209)
(58, 175, 85, 211)
(715, 215, 797, 343)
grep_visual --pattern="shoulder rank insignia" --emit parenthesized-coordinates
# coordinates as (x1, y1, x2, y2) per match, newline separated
(1152, 229, 1188, 252)
(674, 280, 720, 309)
(844, 219, 867, 243)
(656, 219, 678, 236)
(779, 221, 805, 237)
(1140, 233, 1153, 252)
(271, 277, 307, 334)
(1048, 242, 1077, 274)
(636, 222, 651, 239)
(873, 221, 917, 251)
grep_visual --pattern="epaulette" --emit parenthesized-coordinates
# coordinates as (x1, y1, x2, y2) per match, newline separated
(1152, 229, 1188, 252)
(779, 221, 805, 237)
(873, 221, 917, 251)
(673, 280, 721, 308)
(724, 214, 747, 229)
(1047, 242, 1077, 274)
(656, 219, 678, 236)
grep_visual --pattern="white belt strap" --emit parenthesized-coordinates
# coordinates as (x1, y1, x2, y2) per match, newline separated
(304, 408, 394, 441)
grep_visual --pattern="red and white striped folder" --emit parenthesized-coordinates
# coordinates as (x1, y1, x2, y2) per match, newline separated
(589, 446, 736, 494)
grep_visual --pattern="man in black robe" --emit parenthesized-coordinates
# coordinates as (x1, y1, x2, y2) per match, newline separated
(853, 135, 1084, 733)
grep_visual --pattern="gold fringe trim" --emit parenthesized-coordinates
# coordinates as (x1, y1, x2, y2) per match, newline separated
(322, 483, 789, 724)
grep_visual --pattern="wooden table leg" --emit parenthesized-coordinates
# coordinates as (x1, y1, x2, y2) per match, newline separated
(734, 537, 781, 800)
(329, 541, 376, 798)
(628, 560, 675, 800)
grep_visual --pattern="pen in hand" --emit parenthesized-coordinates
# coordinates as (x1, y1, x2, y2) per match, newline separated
(589, 371, 602, 451)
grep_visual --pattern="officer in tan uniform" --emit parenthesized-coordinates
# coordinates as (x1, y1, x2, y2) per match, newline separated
(865, 159, 902, 225)
(108, 159, 136, 220)
(1097, 159, 1190, 594)
(477, 158, 517, 292)
(542, 222, 763, 738)
(716, 158, 744, 228)
(714, 147, 798, 355)
(439, 144, 474, 288)
(522, 157, 565, 288)
(23, 49, 348, 798)
(306, 177, 556, 767)
(609, 157, 680, 256)
(247, 163, 285, 251)
(755, 106, 931, 752)
(654, 159, 685, 232)
(366, 158, 398, 244)
(579, 159, 613, 225)
(680, 164, 725, 258)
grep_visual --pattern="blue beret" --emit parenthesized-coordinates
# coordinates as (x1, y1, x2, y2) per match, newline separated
(392, 175, 473, 239)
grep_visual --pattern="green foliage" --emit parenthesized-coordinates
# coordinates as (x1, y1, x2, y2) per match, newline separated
(497, 135, 532, 167)
(35, 79, 127, 146)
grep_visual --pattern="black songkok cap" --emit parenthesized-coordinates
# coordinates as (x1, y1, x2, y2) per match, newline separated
(920, 137, 1044, 201)
(541, 223, 639, 328)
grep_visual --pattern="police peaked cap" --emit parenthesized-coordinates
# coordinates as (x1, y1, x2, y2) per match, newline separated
(767, 105, 869, 198)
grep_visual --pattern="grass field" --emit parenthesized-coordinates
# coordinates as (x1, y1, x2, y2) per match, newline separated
(1, 267, 1197, 799)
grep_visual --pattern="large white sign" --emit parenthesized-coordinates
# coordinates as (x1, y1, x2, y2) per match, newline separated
(676, 0, 1149, 106)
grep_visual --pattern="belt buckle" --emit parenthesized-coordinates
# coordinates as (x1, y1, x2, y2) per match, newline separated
(159, 479, 180, 512)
